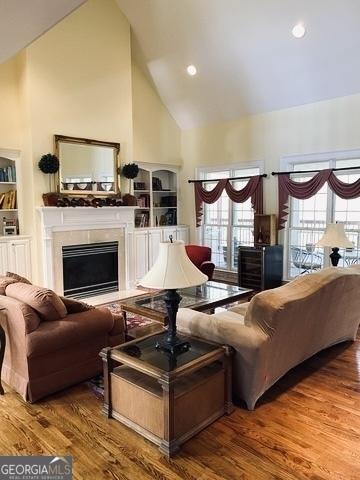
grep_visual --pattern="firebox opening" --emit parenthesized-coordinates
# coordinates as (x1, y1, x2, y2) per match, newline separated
(62, 241, 118, 299)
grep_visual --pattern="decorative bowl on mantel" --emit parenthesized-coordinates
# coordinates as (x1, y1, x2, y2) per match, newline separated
(42, 192, 61, 206)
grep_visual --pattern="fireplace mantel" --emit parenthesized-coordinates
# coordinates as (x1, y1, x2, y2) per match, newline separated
(37, 206, 137, 232)
(37, 207, 138, 297)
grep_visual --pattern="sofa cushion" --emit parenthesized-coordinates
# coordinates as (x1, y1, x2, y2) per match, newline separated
(60, 296, 94, 314)
(6, 271, 32, 284)
(0, 276, 18, 295)
(26, 307, 114, 358)
(6, 283, 67, 321)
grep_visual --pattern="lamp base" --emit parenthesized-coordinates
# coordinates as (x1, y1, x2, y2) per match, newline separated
(155, 288, 191, 355)
(156, 336, 190, 355)
(330, 247, 341, 267)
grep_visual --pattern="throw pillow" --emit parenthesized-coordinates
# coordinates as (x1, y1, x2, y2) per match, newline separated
(6, 271, 32, 285)
(0, 276, 18, 295)
(5, 283, 67, 321)
(60, 296, 95, 314)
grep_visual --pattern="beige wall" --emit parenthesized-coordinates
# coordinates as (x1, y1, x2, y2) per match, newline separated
(131, 62, 181, 166)
(26, 0, 133, 209)
(0, 0, 181, 283)
(0, 56, 21, 149)
(180, 93, 360, 240)
(1, 0, 360, 280)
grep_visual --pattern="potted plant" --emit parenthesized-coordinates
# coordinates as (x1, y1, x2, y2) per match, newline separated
(121, 163, 139, 206)
(38, 153, 60, 206)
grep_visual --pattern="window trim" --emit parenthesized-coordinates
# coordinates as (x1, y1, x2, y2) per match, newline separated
(195, 161, 264, 271)
(281, 148, 360, 280)
(280, 148, 360, 171)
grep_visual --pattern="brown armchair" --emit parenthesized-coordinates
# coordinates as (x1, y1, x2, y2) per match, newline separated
(185, 245, 215, 280)
(0, 281, 125, 402)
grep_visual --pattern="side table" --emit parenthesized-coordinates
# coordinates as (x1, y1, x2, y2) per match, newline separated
(0, 308, 6, 395)
(100, 332, 234, 457)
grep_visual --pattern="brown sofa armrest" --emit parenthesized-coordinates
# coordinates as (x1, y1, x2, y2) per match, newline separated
(200, 261, 215, 280)
(60, 296, 95, 314)
(0, 295, 41, 335)
(108, 311, 125, 337)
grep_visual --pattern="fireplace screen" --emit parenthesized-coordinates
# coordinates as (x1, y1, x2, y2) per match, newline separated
(62, 242, 118, 298)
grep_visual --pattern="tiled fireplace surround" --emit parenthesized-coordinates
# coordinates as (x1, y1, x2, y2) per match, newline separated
(37, 207, 138, 303)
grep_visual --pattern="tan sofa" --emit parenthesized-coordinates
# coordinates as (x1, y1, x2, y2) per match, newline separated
(177, 266, 360, 410)
(0, 279, 125, 402)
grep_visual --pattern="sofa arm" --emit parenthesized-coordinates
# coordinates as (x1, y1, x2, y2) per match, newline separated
(177, 308, 266, 349)
(200, 261, 215, 280)
(229, 302, 251, 317)
(109, 313, 126, 346)
(0, 295, 40, 335)
(177, 308, 269, 410)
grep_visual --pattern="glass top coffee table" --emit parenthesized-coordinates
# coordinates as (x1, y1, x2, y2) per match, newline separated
(121, 281, 253, 335)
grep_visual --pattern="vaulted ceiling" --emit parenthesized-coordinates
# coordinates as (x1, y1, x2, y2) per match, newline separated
(0, 0, 85, 64)
(117, 0, 360, 129)
(2, 1, 360, 130)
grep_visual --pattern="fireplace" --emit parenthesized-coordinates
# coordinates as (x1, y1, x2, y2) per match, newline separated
(62, 241, 119, 299)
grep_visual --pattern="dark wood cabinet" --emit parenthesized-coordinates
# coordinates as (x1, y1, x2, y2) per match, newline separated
(238, 245, 283, 291)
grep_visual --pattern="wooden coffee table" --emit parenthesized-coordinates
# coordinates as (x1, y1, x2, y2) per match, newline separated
(120, 281, 253, 336)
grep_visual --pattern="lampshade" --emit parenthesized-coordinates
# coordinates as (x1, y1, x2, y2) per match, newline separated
(139, 240, 208, 289)
(316, 223, 353, 248)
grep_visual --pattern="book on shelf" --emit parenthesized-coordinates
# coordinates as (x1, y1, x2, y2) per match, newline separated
(136, 193, 150, 208)
(0, 190, 17, 209)
(0, 165, 16, 182)
(135, 211, 149, 228)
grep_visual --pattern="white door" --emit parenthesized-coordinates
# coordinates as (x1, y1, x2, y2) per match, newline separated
(148, 230, 162, 268)
(0, 242, 9, 275)
(176, 227, 189, 244)
(8, 239, 31, 279)
(134, 231, 149, 282)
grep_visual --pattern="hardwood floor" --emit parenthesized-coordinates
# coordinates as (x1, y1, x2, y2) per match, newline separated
(0, 332, 359, 480)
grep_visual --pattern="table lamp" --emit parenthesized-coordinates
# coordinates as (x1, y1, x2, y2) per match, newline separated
(316, 223, 353, 266)
(139, 237, 208, 354)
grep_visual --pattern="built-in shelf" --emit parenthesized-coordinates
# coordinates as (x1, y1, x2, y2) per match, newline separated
(0, 154, 18, 237)
(134, 165, 179, 228)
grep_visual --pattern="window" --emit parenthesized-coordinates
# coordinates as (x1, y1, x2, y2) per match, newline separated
(285, 156, 360, 279)
(200, 165, 260, 271)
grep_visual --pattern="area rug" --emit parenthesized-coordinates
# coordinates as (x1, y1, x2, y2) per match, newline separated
(86, 375, 104, 399)
(103, 301, 154, 331)
(99, 287, 157, 332)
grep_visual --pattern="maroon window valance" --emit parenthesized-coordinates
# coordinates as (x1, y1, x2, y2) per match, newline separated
(278, 169, 360, 230)
(194, 175, 264, 227)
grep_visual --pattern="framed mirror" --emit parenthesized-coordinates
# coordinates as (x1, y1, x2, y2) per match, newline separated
(55, 135, 120, 195)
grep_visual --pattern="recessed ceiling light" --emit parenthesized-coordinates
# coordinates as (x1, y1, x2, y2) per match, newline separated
(186, 65, 197, 76)
(292, 23, 306, 38)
